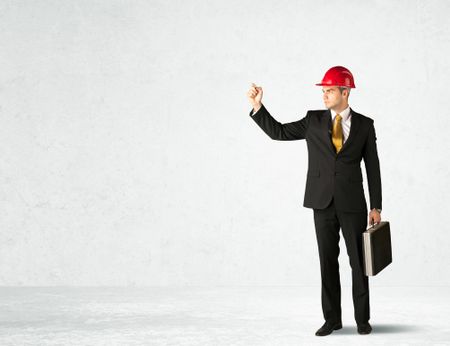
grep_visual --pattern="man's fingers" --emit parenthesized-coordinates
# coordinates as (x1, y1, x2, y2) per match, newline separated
(248, 83, 262, 99)
(251, 83, 261, 91)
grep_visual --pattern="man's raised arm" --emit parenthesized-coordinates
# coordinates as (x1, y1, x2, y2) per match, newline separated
(249, 103, 310, 140)
(246, 83, 310, 141)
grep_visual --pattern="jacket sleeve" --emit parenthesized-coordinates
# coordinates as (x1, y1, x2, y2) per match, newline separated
(363, 119, 382, 210)
(249, 103, 310, 140)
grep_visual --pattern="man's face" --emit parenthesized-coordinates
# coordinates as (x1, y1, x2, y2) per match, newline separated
(322, 86, 344, 109)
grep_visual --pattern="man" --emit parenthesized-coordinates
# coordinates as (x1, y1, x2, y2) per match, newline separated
(246, 66, 382, 336)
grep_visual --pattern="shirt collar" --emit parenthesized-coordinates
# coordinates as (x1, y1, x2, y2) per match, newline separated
(330, 105, 351, 122)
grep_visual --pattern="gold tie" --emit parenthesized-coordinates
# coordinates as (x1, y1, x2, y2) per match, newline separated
(332, 114, 343, 153)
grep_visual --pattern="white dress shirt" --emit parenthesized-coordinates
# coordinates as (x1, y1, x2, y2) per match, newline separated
(330, 105, 351, 143)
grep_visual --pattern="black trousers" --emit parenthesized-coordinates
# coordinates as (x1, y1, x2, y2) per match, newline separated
(313, 196, 370, 325)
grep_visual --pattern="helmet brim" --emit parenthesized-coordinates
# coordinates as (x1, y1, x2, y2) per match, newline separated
(315, 83, 355, 88)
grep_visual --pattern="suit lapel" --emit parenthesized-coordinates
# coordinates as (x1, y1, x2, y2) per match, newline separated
(322, 107, 360, 155)
(340, 107, 360, 154)
(321, 109, 335, 154)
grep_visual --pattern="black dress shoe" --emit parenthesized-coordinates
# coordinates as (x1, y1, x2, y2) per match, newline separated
(357, 322, 372, 334)
(315, 321, 342, 336)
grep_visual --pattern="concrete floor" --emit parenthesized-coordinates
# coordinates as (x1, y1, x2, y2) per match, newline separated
(0, 286, 448, 346)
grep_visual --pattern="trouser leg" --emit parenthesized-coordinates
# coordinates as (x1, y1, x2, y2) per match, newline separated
(313, 197, 342, 323)
(336, 210, 370, 324)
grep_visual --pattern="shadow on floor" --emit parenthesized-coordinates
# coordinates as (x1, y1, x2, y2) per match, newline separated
(334, 324, 422, 335)
(372, 324, 423, 334)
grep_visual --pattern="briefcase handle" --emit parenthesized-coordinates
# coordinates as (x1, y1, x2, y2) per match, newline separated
(368, 221, 380, 229)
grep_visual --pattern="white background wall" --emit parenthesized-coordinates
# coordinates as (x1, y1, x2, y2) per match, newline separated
(0, 0, 448, 286)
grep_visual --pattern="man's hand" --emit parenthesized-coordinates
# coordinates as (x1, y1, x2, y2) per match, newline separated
(247, 83, 263, 112)
(368, 209, 381, 226)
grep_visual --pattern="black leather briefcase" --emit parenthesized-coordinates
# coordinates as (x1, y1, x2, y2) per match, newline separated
(362, 221, 392, 276)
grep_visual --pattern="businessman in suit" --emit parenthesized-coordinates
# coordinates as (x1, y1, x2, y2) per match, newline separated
(246, 66, 382, 336)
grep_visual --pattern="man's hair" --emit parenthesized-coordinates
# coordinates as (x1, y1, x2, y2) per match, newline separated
(338, 87, 351, 96)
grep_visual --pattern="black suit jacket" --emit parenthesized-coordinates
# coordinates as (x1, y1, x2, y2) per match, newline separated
(249, 103, 382, 212)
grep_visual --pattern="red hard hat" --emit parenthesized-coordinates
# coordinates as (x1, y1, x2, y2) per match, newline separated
(315, 66, 356, 88)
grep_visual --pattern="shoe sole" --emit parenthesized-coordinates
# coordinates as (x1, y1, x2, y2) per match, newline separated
(358, 329, 372, 335)
(315, 324, 342, 336)
(357, 326, 372, 334)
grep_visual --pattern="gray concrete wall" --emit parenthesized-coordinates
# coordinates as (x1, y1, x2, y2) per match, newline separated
(0, 0, 448, 285)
